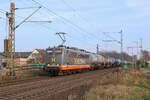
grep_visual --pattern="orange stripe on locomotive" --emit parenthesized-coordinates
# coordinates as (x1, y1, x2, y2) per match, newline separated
(60, 65, 92, 70)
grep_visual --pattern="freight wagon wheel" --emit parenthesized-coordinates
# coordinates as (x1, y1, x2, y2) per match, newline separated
(91, 67, 94, 71)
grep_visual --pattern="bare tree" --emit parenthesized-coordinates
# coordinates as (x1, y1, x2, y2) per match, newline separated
(141, 50, 150, 61)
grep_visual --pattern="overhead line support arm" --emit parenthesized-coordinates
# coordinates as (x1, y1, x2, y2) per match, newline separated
(15, 6, 42, 30)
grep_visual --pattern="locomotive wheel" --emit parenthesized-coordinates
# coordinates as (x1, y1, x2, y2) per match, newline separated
(54, 71, 59, 76)
(72, 70, 76, 74)
(62, 70, 67, 76)
(66, 70, 71, 75)
(50, 70, 59, 76)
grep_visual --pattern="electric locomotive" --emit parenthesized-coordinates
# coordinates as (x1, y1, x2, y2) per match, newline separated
(44, 45, 93, 76)
(44, 45, 121, 76)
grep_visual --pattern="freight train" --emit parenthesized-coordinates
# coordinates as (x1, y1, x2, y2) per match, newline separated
(44, 45, 126, 76)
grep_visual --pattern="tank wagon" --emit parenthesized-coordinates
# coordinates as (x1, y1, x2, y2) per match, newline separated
(44, 45, 121, 76)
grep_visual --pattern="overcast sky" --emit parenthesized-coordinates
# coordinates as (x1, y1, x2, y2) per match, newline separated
(0, 0, 149, 54)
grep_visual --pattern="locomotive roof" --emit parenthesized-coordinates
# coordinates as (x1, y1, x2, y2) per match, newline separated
(47, 45, 91, 53)
(46, 45, 123, 61)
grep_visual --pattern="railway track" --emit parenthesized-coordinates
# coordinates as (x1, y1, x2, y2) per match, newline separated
(0, 76, 50, 87)
(0, 67, 120, 100)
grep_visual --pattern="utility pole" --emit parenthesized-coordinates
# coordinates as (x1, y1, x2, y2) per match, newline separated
(120, 30, 124, 66)
(6, 2, 15, 76)
(140, 38, 144, 65)
(136, 41, 139, 67)
(96, 44, 99, 61)
(96, 44, 99, 54)
(103, 30, 124, 66)
(128, 47, 135, 67)
(140, 38, 143, 57)
(132, 40, 140, 67)
(5, 2, 41, 76)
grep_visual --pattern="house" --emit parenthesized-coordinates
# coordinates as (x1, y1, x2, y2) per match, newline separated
(0, 53, 6, 70)
(0, 53, 6, 64)
(2, 52, 31, 67)
(148, 61, 150, 66)
(14, 52, 31, 67)
(27, 49, 46, 64)
(1, 49, 46, 67)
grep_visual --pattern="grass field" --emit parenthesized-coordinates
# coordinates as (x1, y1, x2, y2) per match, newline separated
(0, 69, 47, 83)
(68, 69, 150, 100)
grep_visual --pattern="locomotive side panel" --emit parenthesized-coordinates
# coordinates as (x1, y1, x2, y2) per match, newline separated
(63, 49, 90, 65)
(46, 49, 62, 66)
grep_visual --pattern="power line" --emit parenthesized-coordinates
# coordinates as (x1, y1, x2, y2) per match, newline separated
(103, 32, 117, 41)
(35, 23, 98, 46)
(1, 1, 102, 49)
(24, 22, 92, 47)
(0, 9, 7, 13)
(15, 7, 40, 10)
(0, 8, 26, 20)
(59, 0, 104, 42)
(15, 0, 102, 44)
(30, 0, 103, 41)
(59, 0, 94, 28)
(18, 0, 90, 40)
(0, 10, 5, 14)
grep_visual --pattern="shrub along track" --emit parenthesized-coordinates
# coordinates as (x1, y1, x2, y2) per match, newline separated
(0, 67, 120, 100)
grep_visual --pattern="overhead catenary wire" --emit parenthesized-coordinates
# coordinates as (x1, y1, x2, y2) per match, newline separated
(0, 9, 8, 38)
(0, 10, 5, 14)
(15, 6, 40, 10)
(30, 0, 103, 41)
(0, 9, 7, 20)
(25, 0, 90, 37)
(35, 23, 98, 46)
(0, 9, 7, 13)
(13, 0, 102, 44)
(59, 0, 105, 42)
(103, 32, 118, 41)
(1, 1, 102, 51)
(59, 0, 94, 29)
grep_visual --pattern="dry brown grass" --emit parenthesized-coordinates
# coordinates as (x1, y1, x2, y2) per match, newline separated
(84, 84, 150, 100)
(68, 69, 150, 100)
(0, 70, 46, 83)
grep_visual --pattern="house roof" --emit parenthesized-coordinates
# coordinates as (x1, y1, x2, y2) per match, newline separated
(0, 52, 31, 58)
(15, 52, 31, 58)
(35, 49, 45, 53)
(36, 49, 46, 57)
(0, 52, 7, 57)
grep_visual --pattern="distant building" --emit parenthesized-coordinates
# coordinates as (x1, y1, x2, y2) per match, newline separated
(1, 49, 46, 67)
(2, 52, 31, 67)
(148, 61, 150, 66)
(14, 52, 31, 67)
(15, 52, 31, 58)
(27, 49, 46, 64)
(0, 53, 6, 67)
